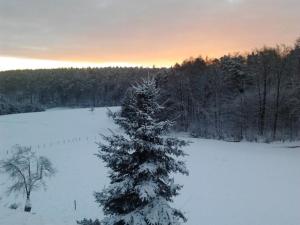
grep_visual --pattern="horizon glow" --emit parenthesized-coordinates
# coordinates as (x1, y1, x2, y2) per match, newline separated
(0, 0, 299, 70)
(0, 57, 174, 71)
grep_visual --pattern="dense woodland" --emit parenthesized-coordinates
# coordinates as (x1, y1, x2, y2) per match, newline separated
(1, 39, 300, 141)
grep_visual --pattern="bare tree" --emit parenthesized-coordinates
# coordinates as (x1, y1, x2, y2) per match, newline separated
(0, 145, 55, 212)
(271, 45, 291, 140)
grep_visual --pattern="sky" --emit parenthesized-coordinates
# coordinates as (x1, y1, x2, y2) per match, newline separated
(0, 0, 299, 70)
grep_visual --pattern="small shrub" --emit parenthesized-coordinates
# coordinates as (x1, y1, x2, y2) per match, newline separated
(9, 203, 19, 210)
(77, 218, 101, 225)
(0, 97, 45, 115)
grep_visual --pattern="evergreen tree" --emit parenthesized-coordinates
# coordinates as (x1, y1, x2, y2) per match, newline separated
(95, 78, 189, 225)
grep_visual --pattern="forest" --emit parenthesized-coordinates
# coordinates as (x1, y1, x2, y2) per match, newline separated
(1, 39, 299, 142)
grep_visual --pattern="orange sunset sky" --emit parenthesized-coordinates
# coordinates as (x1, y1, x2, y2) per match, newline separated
(0, 0, 299, 71)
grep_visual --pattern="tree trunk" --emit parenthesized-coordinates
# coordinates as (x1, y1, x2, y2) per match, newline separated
(239, 95, 244, 140)
(24, 195, 32, 212)
(272, 73, 282, 140)
(257, 78, 263, 136)
(260, 70, 267, 137)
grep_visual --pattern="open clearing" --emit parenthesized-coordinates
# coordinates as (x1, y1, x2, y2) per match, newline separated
(0, 108, 299, 225)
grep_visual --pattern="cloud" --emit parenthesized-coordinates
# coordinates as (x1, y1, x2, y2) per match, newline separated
(225, 0, 243, 3)
(0, 0, 299, 64)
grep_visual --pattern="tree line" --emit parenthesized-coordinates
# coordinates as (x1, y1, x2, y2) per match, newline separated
(0, 39, 299, 141)
(0, 67, 159, 109)
(159, 40, 300, 142)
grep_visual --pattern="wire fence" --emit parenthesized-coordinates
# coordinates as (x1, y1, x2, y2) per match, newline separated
(2, 135, 100, 155)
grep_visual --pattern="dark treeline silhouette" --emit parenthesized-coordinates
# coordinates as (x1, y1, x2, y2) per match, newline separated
(157, 40, 300, 142)
(0, 39, 299, 141)
(0, 67, 159, 110)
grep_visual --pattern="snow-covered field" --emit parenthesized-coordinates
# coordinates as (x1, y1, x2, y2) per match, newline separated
(0, 107, 299, 225)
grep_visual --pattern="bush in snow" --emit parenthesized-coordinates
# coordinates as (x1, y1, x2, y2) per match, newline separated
(0, 95, 45, 115)
(9, 203, 19, 210)
(95, 78, 189, 225)
(0, 145, 55, 212)
(77, 218, 101, 225)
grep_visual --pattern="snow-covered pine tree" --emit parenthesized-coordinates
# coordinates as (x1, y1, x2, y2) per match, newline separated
(95, 78, 189, 225)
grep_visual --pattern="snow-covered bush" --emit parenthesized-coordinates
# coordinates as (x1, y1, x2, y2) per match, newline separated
(77, 218, 101, 225)
(0, 95, 45, 115)
(9, 203, 19, 210)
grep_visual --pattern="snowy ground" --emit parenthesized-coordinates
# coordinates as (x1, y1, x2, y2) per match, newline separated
(0, 107, 299, 225)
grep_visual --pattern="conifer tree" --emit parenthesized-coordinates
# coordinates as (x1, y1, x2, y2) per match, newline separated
(95, 78, 189, 225)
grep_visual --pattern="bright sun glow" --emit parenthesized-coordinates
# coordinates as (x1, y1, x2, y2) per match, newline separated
(0, 57, 157, 71)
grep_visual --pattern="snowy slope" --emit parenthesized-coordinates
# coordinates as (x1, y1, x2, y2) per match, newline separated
(0, 107, 300, 225)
